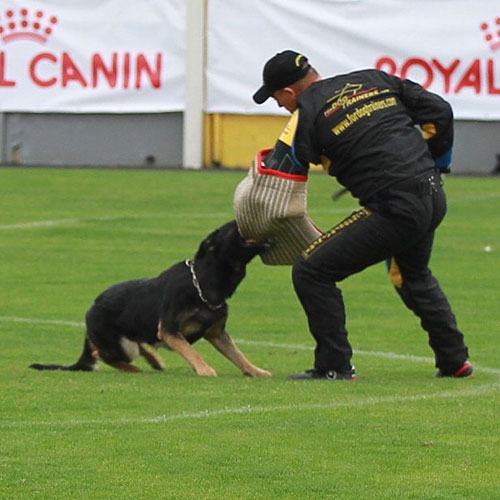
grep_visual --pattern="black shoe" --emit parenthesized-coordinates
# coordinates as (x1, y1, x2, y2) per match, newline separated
(287, 367, 356, 381)
(436, 361, 473, 378)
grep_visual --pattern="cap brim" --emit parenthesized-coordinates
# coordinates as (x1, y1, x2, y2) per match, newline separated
(253, 85, 272, 104)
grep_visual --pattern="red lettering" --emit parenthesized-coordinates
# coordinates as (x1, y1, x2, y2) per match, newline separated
(455, 59, 481, 94)
(30, 52, 57, 87)
(375, 56, 397, 75)
(92, 53, 118, 88)
(374, 54, 500, 96)
(487, 59, 500, 95)
(401, 58, 433, 88)
(123, 53, 130, 89)
(62, 52, 88, 87)
(0, 52, 16, 87)
(432, 59, 460, 94)
(135, 53, 162, 89)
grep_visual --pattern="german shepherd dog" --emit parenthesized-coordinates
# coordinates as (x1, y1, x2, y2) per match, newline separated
(30, 220, 271, 377)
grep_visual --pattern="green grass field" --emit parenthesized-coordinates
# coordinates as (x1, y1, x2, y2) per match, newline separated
(0, 167, 499, 500)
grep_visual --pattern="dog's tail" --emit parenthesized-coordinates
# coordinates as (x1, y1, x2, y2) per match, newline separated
(30, 337, 97, 372)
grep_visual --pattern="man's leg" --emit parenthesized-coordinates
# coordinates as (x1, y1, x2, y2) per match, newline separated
(292, 257, 352, 373)
(291, 208, 410, 375)
(391, 232, 470, 374)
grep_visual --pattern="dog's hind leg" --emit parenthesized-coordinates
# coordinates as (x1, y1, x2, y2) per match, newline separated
(106, 361, 142, 372)
(138, 343, 165, 371)
(91, 349, 142, 372)
(158, 322, 217, 377)
(92, 337, 143, 373)
(205, 320, 272, 377)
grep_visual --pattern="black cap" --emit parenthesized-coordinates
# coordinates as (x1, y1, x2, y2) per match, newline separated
(253, 50, 310, 104)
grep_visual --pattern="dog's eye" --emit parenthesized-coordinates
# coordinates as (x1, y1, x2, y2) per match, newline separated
(203, 238, 217, 252)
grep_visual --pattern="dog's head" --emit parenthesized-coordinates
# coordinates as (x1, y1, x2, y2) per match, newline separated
(196, 220, 267, 263)
(194, 220, 269, 298)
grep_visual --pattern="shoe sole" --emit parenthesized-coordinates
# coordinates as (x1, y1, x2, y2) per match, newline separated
(437, 362, 473, 378)
(454, 362, 473, 377)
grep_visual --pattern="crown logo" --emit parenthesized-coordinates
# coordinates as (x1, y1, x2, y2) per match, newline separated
(0, 8, 58, 44)
(480, 17, 500, 51)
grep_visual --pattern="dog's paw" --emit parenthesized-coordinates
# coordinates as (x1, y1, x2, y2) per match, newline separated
(246, 368, 272, 377)
(195, 365, 218, 377)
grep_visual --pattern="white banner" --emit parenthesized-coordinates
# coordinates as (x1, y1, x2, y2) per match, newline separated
(2, 0, 500, 118)
(0, 0, 185, 112)
(206, 0, 500, 120)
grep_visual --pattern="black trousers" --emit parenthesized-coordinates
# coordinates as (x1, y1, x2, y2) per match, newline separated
(292, 173, 469, 374)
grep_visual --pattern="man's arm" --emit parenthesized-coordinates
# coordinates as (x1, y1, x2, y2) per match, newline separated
(392, 76, 454, 171)
(263, 110, 311, 176)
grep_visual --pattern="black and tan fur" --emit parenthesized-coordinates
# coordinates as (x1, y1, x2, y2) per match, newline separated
(30, 221, 271, 377)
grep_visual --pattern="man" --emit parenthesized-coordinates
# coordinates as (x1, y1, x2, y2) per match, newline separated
(252, 50, 472, 380)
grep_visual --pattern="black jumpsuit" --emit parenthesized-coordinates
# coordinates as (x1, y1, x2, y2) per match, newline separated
(266, 69, 469, 374)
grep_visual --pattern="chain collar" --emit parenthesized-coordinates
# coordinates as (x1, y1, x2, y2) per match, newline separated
(185, 260, 224, 311)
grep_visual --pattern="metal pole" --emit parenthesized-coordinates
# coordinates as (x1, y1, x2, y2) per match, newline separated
(182, 0, 206, 169)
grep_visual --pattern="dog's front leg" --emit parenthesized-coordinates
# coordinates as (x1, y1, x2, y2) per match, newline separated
(205, 323, 272, 377)
(158, 322, 217, 377)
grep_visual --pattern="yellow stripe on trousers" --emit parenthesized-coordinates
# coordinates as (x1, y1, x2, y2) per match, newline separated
(302, 207, 372, 258)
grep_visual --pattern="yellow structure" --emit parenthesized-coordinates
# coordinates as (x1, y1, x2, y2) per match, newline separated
(204, 114, 288, 168)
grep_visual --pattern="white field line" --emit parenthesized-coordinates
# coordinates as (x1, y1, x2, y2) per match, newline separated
(0, 316, 85, 328)
(0, 215, 132, 231)
(1, 315, 499, 376)
(0, 210, 350, 231)
(1, 382, 498, 430)
(0, 213, 229, 231)
(447, 192, 500, 203)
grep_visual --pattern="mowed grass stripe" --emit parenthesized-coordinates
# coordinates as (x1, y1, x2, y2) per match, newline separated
(1, 381, 498, 430)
